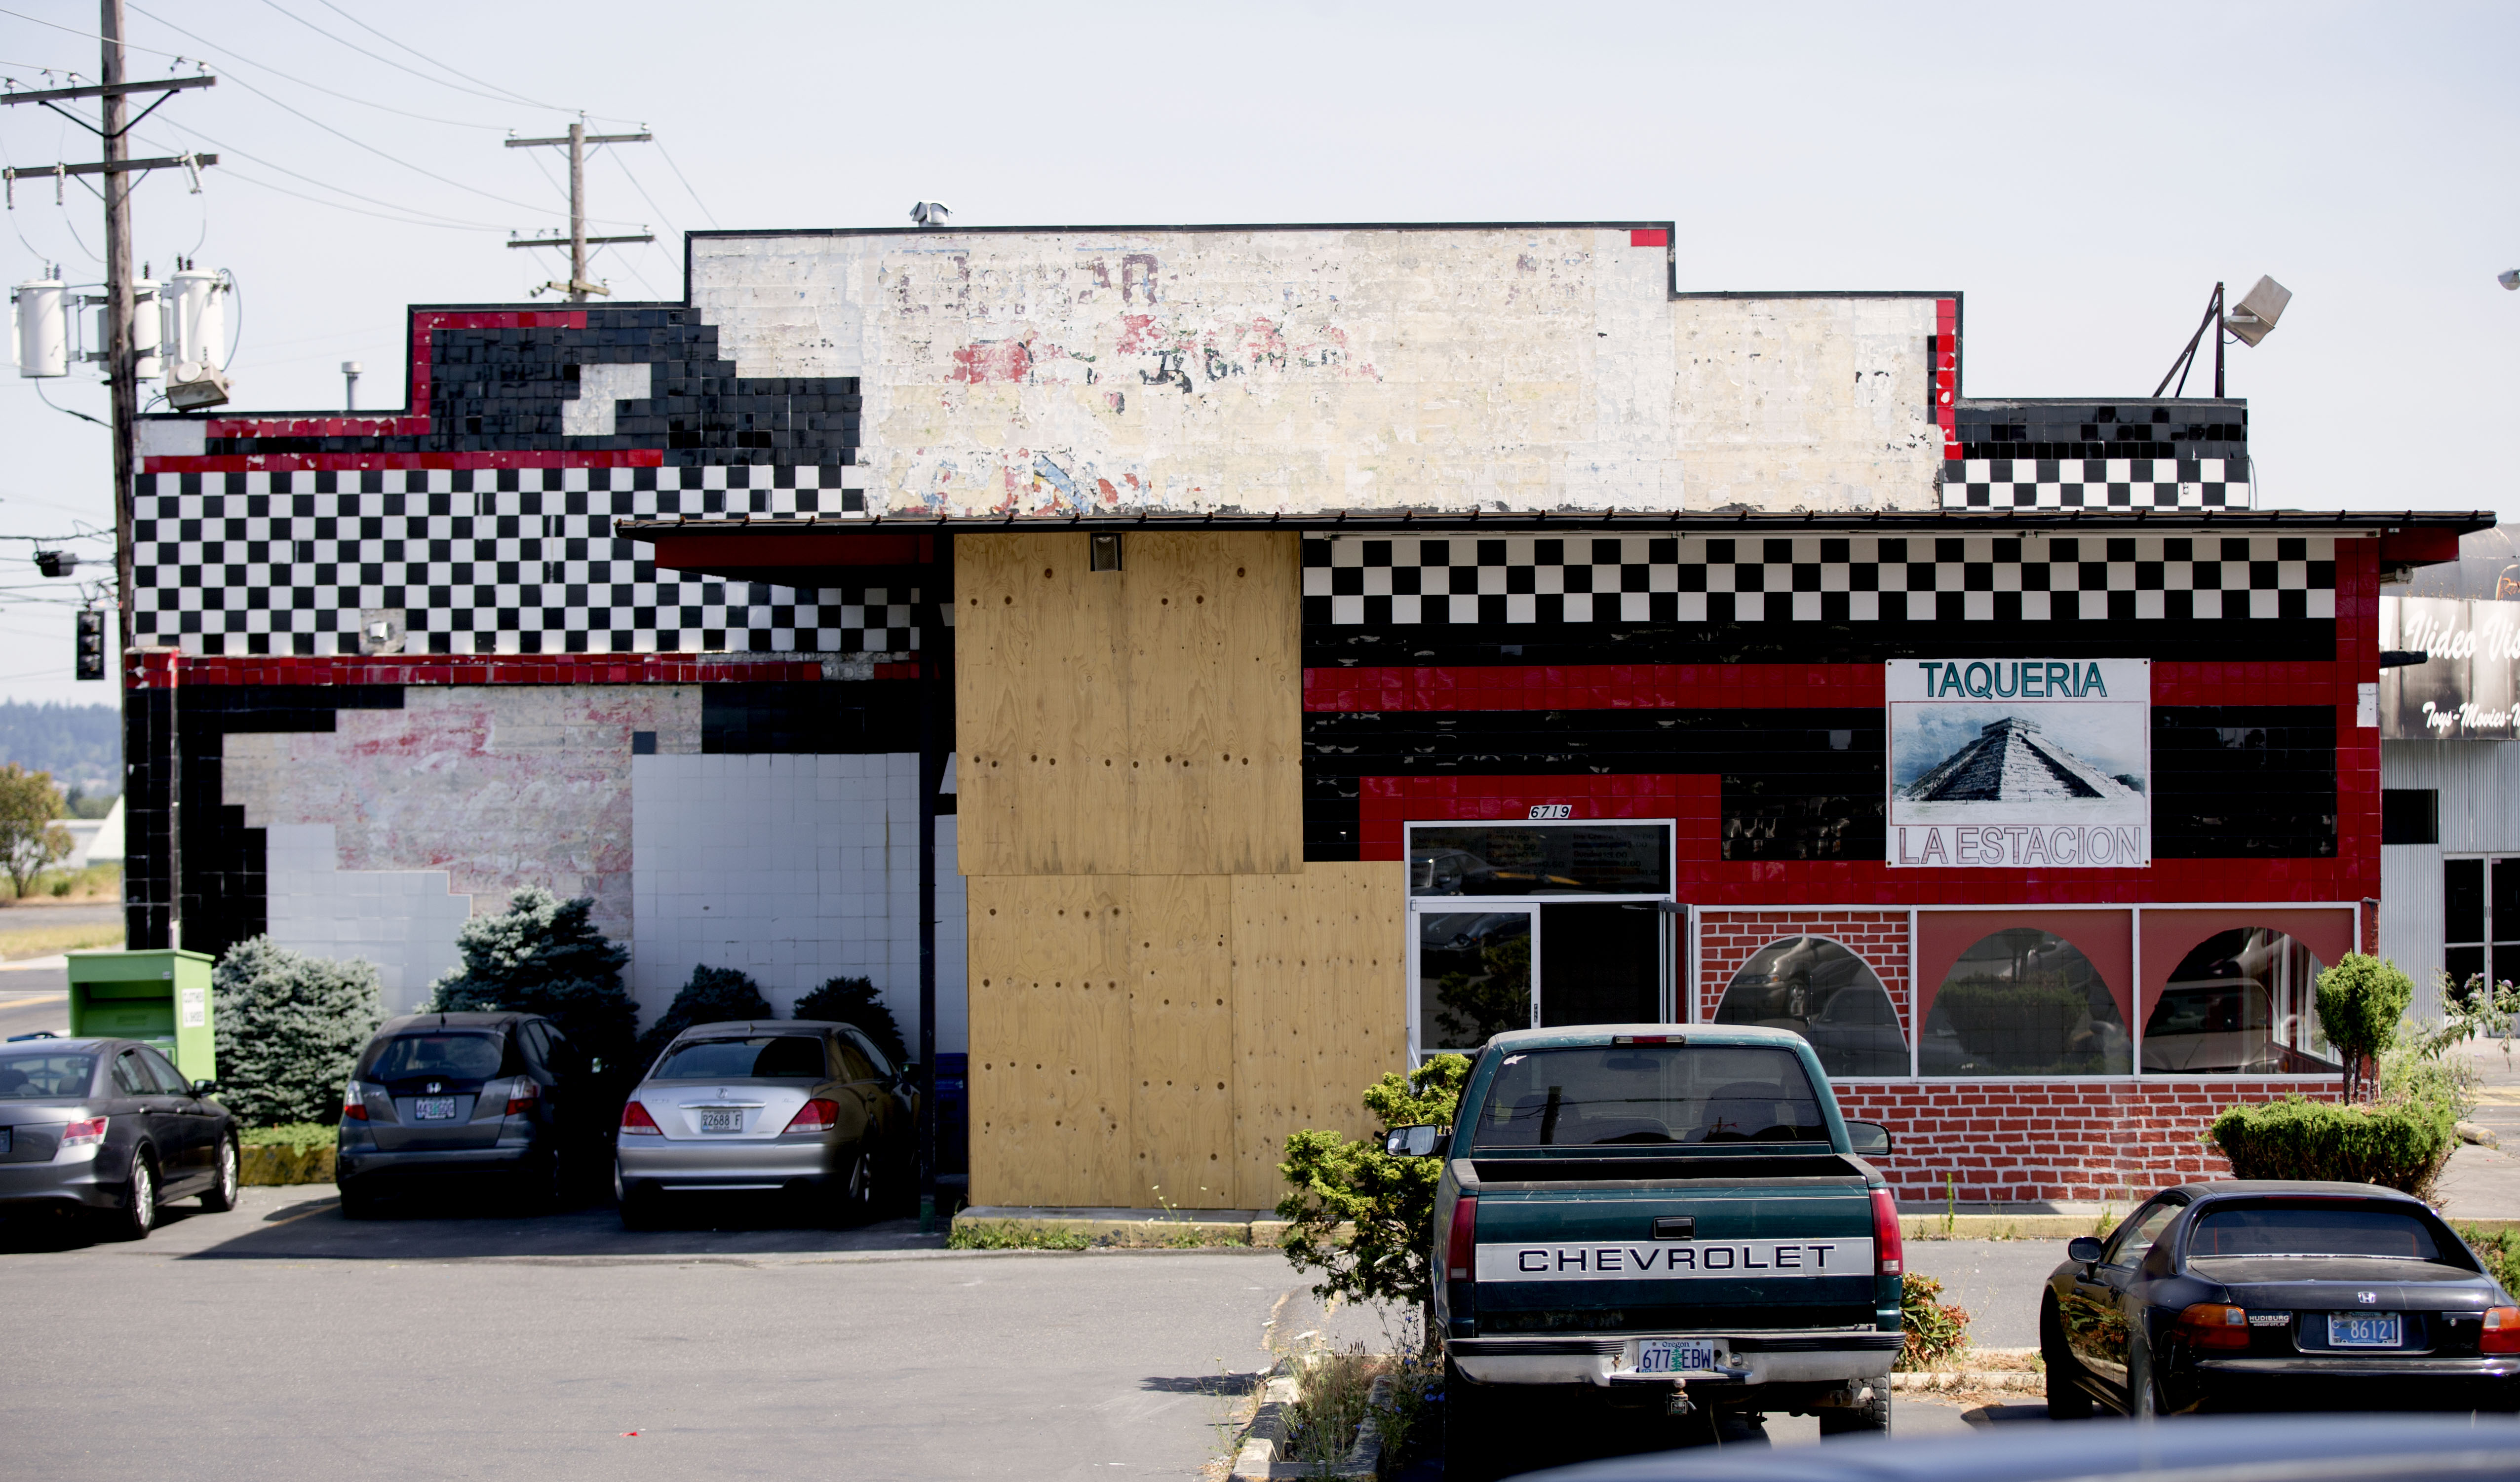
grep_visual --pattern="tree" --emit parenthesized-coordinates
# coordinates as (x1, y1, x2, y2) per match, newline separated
(2315, 953, 2415, 1103)
(633, 964, 774, 1071)
(1277, 1054, 1473, 1325)
(0, 763, 72, 899)
(794, 975, 909, 1066)
(426, 887, 636, 1076)
(212, 937, 384, 1125)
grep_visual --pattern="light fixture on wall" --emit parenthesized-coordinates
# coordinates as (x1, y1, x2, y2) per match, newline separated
(1090, 532, 1123, 572)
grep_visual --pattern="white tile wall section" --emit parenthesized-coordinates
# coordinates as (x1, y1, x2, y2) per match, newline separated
(629, 754, 967, 1056)
(262, 824, 474, 1015)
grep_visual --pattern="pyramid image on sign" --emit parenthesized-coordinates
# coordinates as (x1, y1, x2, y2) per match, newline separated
(1903, 717, 2139, 802)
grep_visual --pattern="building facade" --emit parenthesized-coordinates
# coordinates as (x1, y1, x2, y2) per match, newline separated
(125, 223, 2483, 1208)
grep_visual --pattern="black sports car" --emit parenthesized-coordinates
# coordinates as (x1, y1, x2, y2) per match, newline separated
(2042, 1180, 2520, 1416)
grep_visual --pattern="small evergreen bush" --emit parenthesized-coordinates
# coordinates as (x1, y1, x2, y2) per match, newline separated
(426, 887, 636, 1074)
(1277, 1053, 1473, 1322)
(212, 936, 384, 1125)
(793, 975, 909, 1066)
(2209, 1094, 2457, 1199)
(633, 964, 774, 1071)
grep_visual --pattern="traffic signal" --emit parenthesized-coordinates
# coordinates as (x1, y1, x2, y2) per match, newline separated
(74, 609, 105, 681)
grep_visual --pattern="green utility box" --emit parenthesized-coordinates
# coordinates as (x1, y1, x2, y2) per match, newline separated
(66, 949, 218, 1083)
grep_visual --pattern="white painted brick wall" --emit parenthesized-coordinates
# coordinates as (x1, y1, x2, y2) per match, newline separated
(262, 823, 473, 1014)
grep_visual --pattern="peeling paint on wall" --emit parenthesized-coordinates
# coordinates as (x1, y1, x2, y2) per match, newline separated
(690, 228, 1945, 519)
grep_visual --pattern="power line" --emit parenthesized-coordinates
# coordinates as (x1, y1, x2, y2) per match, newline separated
(142, 119, 511, 229)
(0, 5, 187, 60)
(114, 3, 515, 133)
(653, 139, 717, 228)
(307, 0, 605, 117)
(601, 144, 681, 243)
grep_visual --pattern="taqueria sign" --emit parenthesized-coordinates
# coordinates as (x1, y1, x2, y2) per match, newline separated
(1886, 658, 2151, 868)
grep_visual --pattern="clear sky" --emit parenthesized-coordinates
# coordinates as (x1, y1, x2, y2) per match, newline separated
(1, 0, 2512, 707)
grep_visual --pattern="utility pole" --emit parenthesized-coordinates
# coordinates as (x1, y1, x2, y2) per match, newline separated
(506, 118, 654, 301)
(0, 3, 218, 955)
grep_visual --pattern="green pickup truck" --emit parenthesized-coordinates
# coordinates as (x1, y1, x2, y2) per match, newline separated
(1387, 1024, 1905, 1478)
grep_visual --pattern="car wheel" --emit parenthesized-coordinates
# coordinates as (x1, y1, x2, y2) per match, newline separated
(1441, 1357, 1506, 1482)
(2043, 1297, 2094, 1420)
(1817, 1383, 1891, 1436)
(617, 1166, 660, 1230)
(338, 1179, 380, 1219)
(199, 1135, 240, 1212)
(107, 1153, 157, 1241)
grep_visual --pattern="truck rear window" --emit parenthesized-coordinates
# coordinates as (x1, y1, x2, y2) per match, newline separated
(2189, 1203, 2446, 1261)
(1471, 1045, 1828, 1147)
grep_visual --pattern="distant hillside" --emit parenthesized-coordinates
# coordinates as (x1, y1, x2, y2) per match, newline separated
(0, 701, 120, 791)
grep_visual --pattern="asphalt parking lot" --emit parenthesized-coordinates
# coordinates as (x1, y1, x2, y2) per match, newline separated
(0, 1181, 2048, 1479)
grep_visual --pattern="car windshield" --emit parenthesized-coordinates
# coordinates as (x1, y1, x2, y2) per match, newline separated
(652, 1036, 826, 1081)
(1471, 1044, 1827, 1148)
(0, 1051, 96, 1099)
(364, 1032, 504, 1080)
(2190, 1203, 2446, 1260)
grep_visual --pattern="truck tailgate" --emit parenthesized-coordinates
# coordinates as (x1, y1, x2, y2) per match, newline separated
(1465, 1156, 1878, 1331)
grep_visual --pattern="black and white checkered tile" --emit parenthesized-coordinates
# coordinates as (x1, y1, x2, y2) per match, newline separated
(132, 466, 913, 656)
(1939, 456, 2250, 511)
(1300, 532, 2334, 625)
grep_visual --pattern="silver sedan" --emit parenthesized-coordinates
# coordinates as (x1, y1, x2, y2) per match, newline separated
(0, 1036, 240, 1239)
(614, 1019, 915, 1228)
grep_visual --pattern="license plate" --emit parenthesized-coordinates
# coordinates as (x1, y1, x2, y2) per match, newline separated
(1636, 1339, 1718, 1375)
(2327, 1312, 2402, 1348)
(412, 1097, 459, 1121)
(699, 1108, 742, 1134)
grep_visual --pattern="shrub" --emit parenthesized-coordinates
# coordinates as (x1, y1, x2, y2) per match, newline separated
(426, 887, 636, 1075)
(1276, 1054, 1472, 1322)
(211, 936, 384, 1125)
(2459, 1224, 2520, 1296)
(633, 964, 774, 1070)
(2209, 1094, 2456, 1199)
(793, 975, 909, 1066)
(238, 1122, 335, 1152)
(1898, 1271, 1972, 1370)
(945, 1219, 1091, 1251)
(2315, 954, 2414, 1102)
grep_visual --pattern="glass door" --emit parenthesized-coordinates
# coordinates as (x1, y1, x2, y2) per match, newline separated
(1415, 908, 1537, 1054)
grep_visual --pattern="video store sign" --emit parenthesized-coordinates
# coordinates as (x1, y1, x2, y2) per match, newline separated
(1886, 658, 2151, 869)
(2381, 598, 2519, 741)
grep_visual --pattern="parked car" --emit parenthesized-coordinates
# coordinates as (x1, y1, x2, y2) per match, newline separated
(1385, 1024, 1904, 1482)
(614, 1019, 915, 1229)
(0, 1036, 239, 1239)
(334, 1011, 594, 1217)
(2041, 1180, 2520, 1416)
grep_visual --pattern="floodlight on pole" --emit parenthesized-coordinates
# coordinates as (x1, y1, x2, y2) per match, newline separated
(2500, 269, 2519, 292)
(2153, 274, 2290, 398)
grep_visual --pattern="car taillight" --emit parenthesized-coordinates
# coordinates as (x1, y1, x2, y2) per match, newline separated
(1446, 1192, 1479, 1283)
(60, 1116, 106, 1147)
(504, 1078, 540, 1115)
(1871, 1187, 1903, 1276)
(2484, 1307, 2520, 1354)
(783, 1099, 839, 1135)
(620, 1100, 661, 1136)
(341, 1081, 368, 1121)
(2175, 1302, 2252, 1350)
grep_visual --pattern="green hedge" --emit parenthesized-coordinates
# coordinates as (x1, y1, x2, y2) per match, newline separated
(2209, 1094, 2456, 1197)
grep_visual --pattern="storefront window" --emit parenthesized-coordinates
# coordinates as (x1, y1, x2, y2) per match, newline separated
(2143, 929, 2337, 1073)
(1922, 928, 2130, 1076)
(1417, 911, 1534, 1052)
(1714, 937, 1907, 1078)
(1408, 824, 1670, 897)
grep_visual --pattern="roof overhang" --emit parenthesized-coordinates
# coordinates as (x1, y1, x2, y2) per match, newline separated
(620, 508, 2497, 584)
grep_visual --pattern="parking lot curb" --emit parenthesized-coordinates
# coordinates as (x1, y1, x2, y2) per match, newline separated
(1229, 1364, 1391, 1482)
(950, 1207, 1334, 1249)
(239, 1145, 335, 1186)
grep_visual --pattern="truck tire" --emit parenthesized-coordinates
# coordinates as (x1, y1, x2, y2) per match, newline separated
(1442, 1358, 1506, 1482)
(2043, 1297, 2094, 1419)
(1817, 1384, 1890, 1437)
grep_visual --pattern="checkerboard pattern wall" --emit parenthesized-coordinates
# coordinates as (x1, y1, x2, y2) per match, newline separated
(1939, 456, 2249, 511)
(1301, 532, 2335, 626)
(132, 465, 917, 656)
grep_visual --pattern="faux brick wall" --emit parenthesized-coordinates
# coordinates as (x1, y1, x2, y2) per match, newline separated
(1835, 1079, 2338, 1203)
(1697, 909, 1910, 1034)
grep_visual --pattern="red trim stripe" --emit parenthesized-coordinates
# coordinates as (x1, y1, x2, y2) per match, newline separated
(140, 450, 664, 474)
(1306, 661, 2346, 712)
(120, 653, 901, 688)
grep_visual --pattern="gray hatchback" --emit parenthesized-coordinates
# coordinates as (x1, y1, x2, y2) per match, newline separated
(334, 1010, 593, 1216)
(0, 1036, 240, 1239)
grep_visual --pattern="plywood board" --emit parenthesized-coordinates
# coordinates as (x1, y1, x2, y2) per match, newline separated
(1228, 862, 1409, 1209)
(965, 874, 1134, 1207)
(1124, 874, 1239, 1209)
(954, 532, 1132, 877)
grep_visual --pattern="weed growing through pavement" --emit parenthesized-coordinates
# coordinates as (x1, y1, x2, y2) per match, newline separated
(943, 1219, 1091, 1251)
(1365, 1309, 1443, 1472)
(1282, 1340, 1389, 1474)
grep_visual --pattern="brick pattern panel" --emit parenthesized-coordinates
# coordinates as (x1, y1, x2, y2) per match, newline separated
(1697, 909, 1910, 1036)
(1835, 1080, 2338, 1203)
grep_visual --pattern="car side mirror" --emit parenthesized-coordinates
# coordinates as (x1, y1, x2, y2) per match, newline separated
(190, 1079, 219, 1098)
(1385, 1124, 1447, 1158)
(1844, 1121, 1892, 1156)
(2068, 1235, 2106, 1265)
